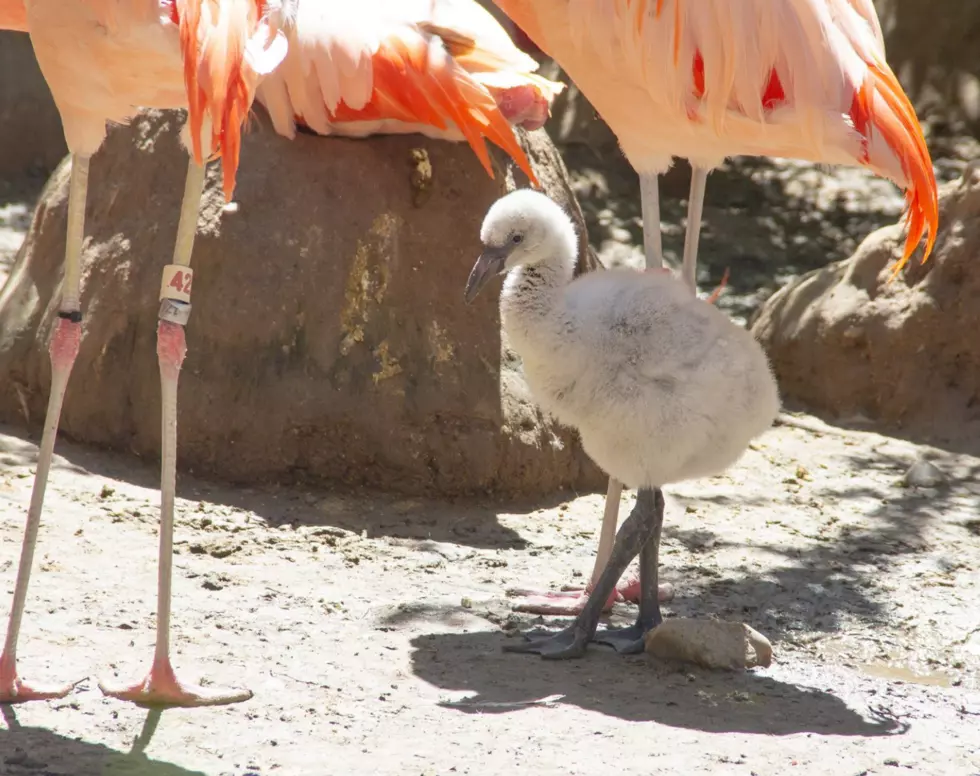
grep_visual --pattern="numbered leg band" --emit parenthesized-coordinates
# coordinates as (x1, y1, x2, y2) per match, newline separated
(160, 264, 194, 304)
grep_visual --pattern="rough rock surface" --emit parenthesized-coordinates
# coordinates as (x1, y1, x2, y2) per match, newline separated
(0, 32, 66, 179)
(751, 164, 980, 450)
(645, 618, 774, 671)
(0, 109, 605, 496)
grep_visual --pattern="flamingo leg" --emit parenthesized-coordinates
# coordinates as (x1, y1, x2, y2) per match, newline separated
(589, 173, 668, 597)
(98, 159, 251, 708)
(593, 488, 666, 653)
(0, 154, 91, 704)
(576, 165, 706, 640)
(681, 165, 708, 293)
(507, 172, 674, 616)
(509, 478, 636, 615)
(504, 488, 665, 660)
(639, 170, 665, 271)
(570, 164, 707, 625)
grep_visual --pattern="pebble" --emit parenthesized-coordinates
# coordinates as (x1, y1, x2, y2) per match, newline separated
(902, 457, 947, 488)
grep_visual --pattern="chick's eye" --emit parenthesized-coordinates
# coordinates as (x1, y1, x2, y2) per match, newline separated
(512, 234, 523, 244)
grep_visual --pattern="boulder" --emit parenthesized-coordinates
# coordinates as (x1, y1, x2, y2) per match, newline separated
(751, 164, 980, 447)
(0, 109, 605, 497)
(644, 618, 773, 671)
(0, 32, 66, 180)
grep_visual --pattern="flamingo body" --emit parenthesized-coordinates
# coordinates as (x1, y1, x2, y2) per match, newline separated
(0, 0, 24, 30)
(495, 0, 937, 267)
(18, 0, 293, 197)
(24, 3, 187, 153)
(12, 0, 557, 195)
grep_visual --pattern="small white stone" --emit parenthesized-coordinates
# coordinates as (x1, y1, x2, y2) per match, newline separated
(902, 457, 947, 488)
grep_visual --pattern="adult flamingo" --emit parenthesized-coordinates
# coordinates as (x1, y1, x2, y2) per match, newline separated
(491, 0, 940, 615)
(0, 0, 559, 706)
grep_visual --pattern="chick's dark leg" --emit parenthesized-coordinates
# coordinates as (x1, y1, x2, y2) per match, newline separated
(593, 487, 665, 654)
(504, 488, 664, 660)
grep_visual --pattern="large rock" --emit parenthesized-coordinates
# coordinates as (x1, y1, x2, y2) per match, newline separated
(0, 109, 605, 497)
(0, 32, 66, 180)
(751, 164, 980, 447)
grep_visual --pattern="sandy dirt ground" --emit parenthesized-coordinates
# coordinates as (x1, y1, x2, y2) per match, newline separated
(1, 409, 979, 776)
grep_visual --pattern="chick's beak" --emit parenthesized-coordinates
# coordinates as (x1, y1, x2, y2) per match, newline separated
(464, 246, 510, 304)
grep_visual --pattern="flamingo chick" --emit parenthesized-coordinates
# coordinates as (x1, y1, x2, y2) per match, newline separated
(464, 189, 780, 658)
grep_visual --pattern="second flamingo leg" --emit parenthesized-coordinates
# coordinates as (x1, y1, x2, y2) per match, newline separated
(511, 168, 707, 619)
(0, 154, 91, 703)
(508, 478, 628, 613)
(681, 165, 709, 294)
(98, 158, 251, 708)
(612, 167, 708, 604)
(504, 488, 665, 660)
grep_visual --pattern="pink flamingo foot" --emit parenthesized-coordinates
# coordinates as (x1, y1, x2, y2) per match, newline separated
(489, 84, 551, 131)
(508, 586, 620, 615)
(0, 651, 77, 704)
(605, 576, 675, 605)
(509, 576, 675, 615)
(562, 575, 674, 605)
(98, 657, 252, 708)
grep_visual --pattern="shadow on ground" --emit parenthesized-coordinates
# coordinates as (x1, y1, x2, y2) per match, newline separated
(656, 432, 980, 643)
(780, 401, 980, 462)
(6, 409, 976, 648)
(402, 629, 905, 737)
(0, 707, 203, 776)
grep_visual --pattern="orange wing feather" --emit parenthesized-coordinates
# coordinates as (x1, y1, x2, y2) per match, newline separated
(172, 0, 266, 200)
(322, 33, 540, 186)
(634, 0, 938, 268)
(864, 62, 938, 274)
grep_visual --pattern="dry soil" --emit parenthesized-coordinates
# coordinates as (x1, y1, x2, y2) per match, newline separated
(1, 407, 979, 776)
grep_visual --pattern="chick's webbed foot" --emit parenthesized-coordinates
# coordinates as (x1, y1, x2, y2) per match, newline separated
(503, 626, 591, 659)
